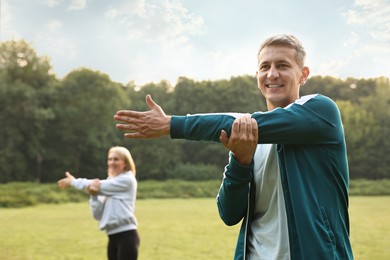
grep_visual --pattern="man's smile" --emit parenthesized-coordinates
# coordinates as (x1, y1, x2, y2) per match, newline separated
(266, 84, 284, 88)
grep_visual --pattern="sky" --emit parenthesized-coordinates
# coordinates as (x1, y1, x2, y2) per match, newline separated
(1, 0, 390, 86)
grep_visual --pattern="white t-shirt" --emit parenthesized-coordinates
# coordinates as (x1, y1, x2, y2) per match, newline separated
(247, 144, 290, 260)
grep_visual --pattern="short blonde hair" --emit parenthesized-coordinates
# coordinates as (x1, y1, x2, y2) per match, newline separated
(258, 34, 306, 68)
(108, 146, 136, 176)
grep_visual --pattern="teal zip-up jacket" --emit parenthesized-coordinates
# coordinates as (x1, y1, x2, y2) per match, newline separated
(170, 94, 353, 259)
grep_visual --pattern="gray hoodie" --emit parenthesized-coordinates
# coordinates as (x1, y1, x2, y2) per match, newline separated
(71, 171, 138, 235)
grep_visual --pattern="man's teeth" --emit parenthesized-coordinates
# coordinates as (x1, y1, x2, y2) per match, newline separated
(268, 84, 282, 88)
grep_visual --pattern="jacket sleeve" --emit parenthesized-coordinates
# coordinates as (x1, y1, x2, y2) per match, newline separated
(251, 94, 344, 144)
(98, 173, 134, 197)
(170, 94, 344, 145)
(217, 153, 253, 226)
(71, 178, 93, 191)
(89, 195, 105, 220)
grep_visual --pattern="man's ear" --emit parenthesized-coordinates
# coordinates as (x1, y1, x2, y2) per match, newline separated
(300, 66, 310, 84)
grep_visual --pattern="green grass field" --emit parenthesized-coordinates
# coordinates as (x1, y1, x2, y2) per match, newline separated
(0, 197, 389, 259)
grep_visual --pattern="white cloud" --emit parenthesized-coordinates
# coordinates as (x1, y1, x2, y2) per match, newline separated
(336, 0, 390, 78)
(343, 0, 390, 44)
(1, 0, 22, 40)
(67, 0, 87, 11)
(105, 8, 119, 19)
(342, 32, 360, 47)
(205, 48, 236, 74)
(44, 0, 63, 7)
(43, 0, 87, 11)
(35, 30, 80, 60)
(105, 0, 205, 51)
(45, 20, 63, 32)
(359, 42, 390, 57)
(129, 0, 148, 17)
(316, 57, 352, 78)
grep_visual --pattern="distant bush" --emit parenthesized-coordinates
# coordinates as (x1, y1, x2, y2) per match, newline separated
(167, 163, 222, 181)
(0, 179, 389, 208)
(0, 180, 222, 208)
(349, 179, 390, 196)
(137, 179, 221, 199)
(0, 182, 87, 208)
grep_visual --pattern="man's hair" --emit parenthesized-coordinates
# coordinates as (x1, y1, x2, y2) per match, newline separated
(257, 34, 306, 68)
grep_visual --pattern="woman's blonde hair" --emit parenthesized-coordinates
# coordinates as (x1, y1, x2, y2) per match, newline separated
(108, 146, 136, 176)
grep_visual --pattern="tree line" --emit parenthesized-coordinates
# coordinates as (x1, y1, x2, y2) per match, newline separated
(0, 40, 389, 183)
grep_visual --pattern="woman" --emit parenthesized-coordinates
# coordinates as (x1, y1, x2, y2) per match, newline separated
(58, 146, 140, 260)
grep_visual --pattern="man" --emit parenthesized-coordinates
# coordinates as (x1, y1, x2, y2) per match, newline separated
(114, 34, 353, 259)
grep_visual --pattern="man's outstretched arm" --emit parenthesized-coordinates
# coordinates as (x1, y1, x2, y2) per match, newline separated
(114, 95, 172, 138)
(114, 95, 248, 143)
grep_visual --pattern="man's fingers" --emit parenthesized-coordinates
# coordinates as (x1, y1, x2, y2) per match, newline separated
(231, 118, 240, 136)
(145, 95, 157, 110)
(116, 123, 142, 131)
(220, 130, 228, 146)
(251, 118, 258, 136)
(232, 116, 251, 135)
(124, 132, 148, 138)
(240, 116, 250, 134)
(115, 110, 143, 118)
(114, 115, 145, 124)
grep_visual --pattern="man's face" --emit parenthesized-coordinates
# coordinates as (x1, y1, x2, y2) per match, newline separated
(256, 45, 309, 110)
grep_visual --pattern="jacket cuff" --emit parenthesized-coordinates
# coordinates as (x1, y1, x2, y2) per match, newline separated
(170, 116, 186, 139)
(225, 154, 253, 181)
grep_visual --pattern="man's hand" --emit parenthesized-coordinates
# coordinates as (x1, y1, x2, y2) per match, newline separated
(114, 95, 172, 138)
(220, 116, 258, 165)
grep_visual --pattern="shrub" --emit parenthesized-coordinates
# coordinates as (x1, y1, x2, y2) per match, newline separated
(349, 179, 390, 195)
(0, 182, 88, 208)
(1, 179, 389, 208)
(167, 163, 222, 181)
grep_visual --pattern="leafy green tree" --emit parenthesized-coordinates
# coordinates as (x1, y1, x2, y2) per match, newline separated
(0, 40, 53, 88)
(44, 69, 128, 182)
(337, 77, 389, 179)
(357, 78, 390, 178)
(0, 40, 55, 183)
(337, 100, 379, 178)
(167, 162, 222, 180)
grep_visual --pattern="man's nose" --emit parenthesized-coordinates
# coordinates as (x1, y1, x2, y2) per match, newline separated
(267, 65, 279, 79)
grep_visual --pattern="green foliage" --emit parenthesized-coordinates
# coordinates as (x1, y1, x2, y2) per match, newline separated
(0, 39, 53, 87)
(137, 180, 221, 199)
(125, 137, 182, 180)
(0, 180, 222, 208)
(349, 179, 390, 195)
(1, 180, 389, 208)
(0, 40, 56, 183)
(167, 162, 222, 180)
(44, 68, 129, 181)
(0, 182, 87, 208)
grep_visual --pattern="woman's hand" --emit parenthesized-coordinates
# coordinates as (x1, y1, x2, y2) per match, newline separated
(87, 179, 100, 196)
(57, 171, 75, 189)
